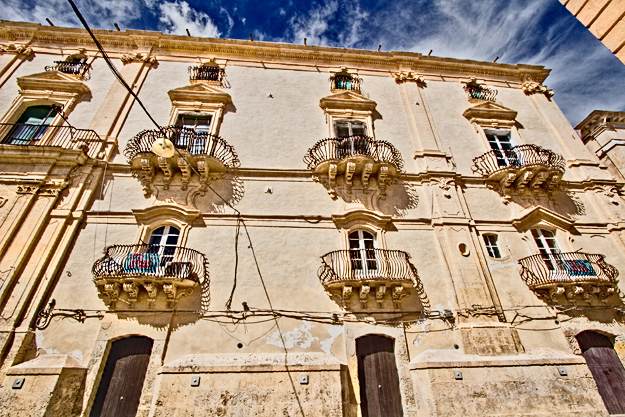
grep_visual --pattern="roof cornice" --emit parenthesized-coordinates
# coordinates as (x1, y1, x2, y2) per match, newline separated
(0, 21, 551, 83)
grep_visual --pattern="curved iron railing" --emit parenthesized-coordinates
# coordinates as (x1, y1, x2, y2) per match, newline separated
(304, 135, 404, 171)
(45, 59, 91, 77)
(124, 125, 240, 168)
(329, 74, 362, 92)
(189, 65, 225, 82)
(93, 244, 208, 284)
(472, 144, 565, 177)
(464, 84, 497, 101)
(0, 123, 102, 158)
(319, 249, 419, 286)
(518, 252, 618, 289)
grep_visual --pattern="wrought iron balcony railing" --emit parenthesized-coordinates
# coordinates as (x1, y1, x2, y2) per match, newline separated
(93, 243, 209, 307)
(0, 123, 102, 158)
(518, 252, 619, 301)
(189, 65, 225, 82)
(318, 249, 420, 307)
(124, 125, 240, 168)
(304, 135, 404, 171)
(464, 84, 497, 101)
(45, 59, 91, 77)
(329, 74, 362, 92)
(472, 144, 565, 193)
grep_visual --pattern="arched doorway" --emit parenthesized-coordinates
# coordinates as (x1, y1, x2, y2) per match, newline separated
(357, 334, 403, 417)
(90, 336, 154, 417)
(576, 331, 625, 414)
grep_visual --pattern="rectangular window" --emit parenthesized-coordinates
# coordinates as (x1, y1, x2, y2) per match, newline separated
(176, 114, 212, 154)
(483, 234, 501, 258)
(335, 120, 366, 138)
(485, 130, 518, 167)
(531, 229, 561, 270)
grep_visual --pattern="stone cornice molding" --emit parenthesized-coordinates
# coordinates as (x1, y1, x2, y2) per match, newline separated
(512, 207, 577, 233)
(17, 71, 91, 97)
(0, 22, 551, 84)
(168, 83, 232, 107)
(332, 209, 393, 231)
(462, 101, 518, 129)
(132, 203, 203, 228)
(319, 91, 377, 113)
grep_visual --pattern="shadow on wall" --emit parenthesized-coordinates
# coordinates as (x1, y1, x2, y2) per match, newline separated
(332, 180, 419, 217)
(508, 191, 586, 220)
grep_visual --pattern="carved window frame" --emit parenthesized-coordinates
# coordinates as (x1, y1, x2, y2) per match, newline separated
(332, 209, 393, 249)
(319, 91, 377, 139)
(132, 204, 202, 248)
(167, 84, 232, 137)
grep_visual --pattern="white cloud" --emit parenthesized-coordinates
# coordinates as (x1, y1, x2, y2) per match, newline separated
(158, 1, 221, 38)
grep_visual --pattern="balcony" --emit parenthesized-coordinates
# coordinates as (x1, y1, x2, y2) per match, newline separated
(303, 135, 403, 198)
(188, 65, 225, 83)
(318, 249, 421, 308)
(124, 126, 240, 192)
(93, 243, 208, 307)
(329, 73, 362, 92)
(45, 59, 91, 79)
(0, 123, 102, 158)
(464, 83, 497, 102)
(518, 252, 619, 302)
(472, 144, 565, 194)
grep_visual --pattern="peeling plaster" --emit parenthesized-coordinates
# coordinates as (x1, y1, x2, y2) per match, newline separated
(70, 349, 83, 362)
(266, 321, 318, 349)
(320, 325, 343, 355)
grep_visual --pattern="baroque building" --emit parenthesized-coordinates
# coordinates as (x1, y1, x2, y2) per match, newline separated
(0, 20, 624, 416)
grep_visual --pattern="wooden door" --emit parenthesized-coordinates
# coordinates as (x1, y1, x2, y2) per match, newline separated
(577, 331, 625, 414)
(357, 335, 403, 417)
(90, 336, 153, 417)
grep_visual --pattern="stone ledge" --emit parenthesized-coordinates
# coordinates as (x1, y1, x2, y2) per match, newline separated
(160, 352, 344, 373)
(6, 354, 86, 375)
(410, 349, 586, 370)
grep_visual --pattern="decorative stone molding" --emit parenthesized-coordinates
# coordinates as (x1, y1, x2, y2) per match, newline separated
(331, 209, 393, 232)
(0, 43, 34, 57)
(567, 336, 582, 355)
(392, 71, 425, 85)
(521, 82, 553, 98)
(512, 206, 576, 233)
(463, 101, 518, 129)
(120, 52, 158, 66)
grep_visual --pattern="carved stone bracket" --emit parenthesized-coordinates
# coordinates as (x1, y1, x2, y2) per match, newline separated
(96, 277, 198, 308)
(538, 284, 616, 302)
(521, 82, 553, 98)
(0, 44, 34, 57)
(120, 52, 158, 66)
(157, 156, 173, 187)
(392, 71, 425, 85)
(359, 284, 370, 308)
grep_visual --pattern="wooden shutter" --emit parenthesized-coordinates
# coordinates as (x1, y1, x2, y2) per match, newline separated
(357, 335, 404, 417)
(577, 331, 625, 414)
(90, 336, 153, 417)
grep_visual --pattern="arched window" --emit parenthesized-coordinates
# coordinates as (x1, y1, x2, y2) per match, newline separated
(531, 229, 561, 270)
(357, 335, 403, 417)
(90, 336, 154, 417)
(2, 105, 58, 145)
(349, 230, 377, 273)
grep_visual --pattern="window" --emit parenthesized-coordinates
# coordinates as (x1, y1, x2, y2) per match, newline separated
(485, 130, 518, 167)
(531, 229, 561, 270)
(147, 226, 180, 273)
(483, 234, 501, 258)
(349, 230, 378, 273)
(176, 114, 212, 154)
(335, 120, 367, 138)
(2, 105, 58, 145)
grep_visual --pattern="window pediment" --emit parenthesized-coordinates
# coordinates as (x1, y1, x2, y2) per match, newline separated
(512, 207, 576, 233)
(168, 83, 232, 110)
(332, 209, 393, 233)
(16, 71, 91, 97)
(463, 101, 517, 129)
(132, 203, 203, 229)
(319, 91, 377, 114)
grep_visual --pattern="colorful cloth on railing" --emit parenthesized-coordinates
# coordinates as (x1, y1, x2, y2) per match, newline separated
(563, 259, 596, 277)
(123, 253, 160, 274)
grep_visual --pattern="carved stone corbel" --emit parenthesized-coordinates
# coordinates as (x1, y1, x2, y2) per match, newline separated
(548, 286, 565, 302)
(157, 156, 173, 187)
(197, 158, 210, 182)
(362, 162, 373, 192)
(143, 282, 157, 307)
(359, 284, 370, 308)
(123, 282, 139, 305)
(392, 285, 406, 308)
(521, 82, 554, 98)
(515, 169, 533, 192)
(342, 285, 353, 304)
(328, 163, 338, 190)
(104, 282, 121, 305)
(345, 161, 356, 192)
(177, 157, 191, 189)
(529, 170, 549, 191)
(376, 285, 386, 307)
(500, 172, 516, 189)
(378, 165, 389, 197)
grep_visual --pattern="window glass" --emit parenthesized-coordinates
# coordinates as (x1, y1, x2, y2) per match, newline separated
(3, 105, 58, 145)
(485, 130, 517, 167)
(483, 234, 502, 258)
(176, 114, 212, 154)
(348, 230, 377, 271)
(531, 229, 561, 270)
(335, 120, 367, 138)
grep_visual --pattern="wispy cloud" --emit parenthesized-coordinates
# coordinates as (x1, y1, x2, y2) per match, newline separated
(158, 1, 221, 38)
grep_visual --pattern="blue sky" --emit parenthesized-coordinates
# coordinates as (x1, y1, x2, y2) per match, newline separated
(2, 0, 624, 125)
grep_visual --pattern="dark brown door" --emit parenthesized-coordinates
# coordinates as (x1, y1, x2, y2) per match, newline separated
(90, 336, 153, 417)
(357, 335, 404, 417)
(577, 331, 625, 414)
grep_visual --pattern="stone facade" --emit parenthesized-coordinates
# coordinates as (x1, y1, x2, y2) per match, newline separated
(0, 21, 623, 416)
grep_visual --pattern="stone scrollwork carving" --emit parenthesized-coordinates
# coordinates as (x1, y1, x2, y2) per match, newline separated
(392, 71, 425, 85)
(120, 52, 158, 66)
(521, 82, 554, 98)
(0, 44, 34, 57)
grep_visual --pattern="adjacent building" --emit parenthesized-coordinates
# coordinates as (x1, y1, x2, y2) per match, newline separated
(0, 20, 624, 416)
